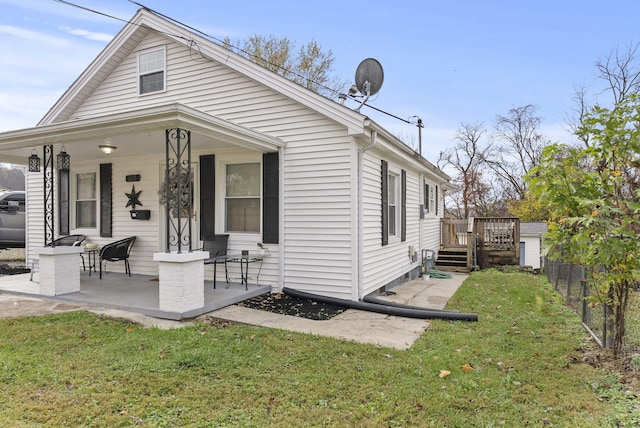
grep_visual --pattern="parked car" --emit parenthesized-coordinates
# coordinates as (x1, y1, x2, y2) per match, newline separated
(0, 190, 25, 248)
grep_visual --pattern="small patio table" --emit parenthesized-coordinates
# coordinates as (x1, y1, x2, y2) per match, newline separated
(83, 247, 100, 276)
(224, 251, 264, 290)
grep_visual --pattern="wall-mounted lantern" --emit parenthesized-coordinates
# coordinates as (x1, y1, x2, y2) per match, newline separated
(28, 149, 41, 172)
(57, 145, 70, 171)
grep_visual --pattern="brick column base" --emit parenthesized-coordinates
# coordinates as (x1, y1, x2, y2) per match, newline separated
(36, 246, 84, 296)
(153, 251, 208, 313)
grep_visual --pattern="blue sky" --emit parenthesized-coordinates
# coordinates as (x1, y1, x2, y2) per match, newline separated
(1, 0, 640, 163)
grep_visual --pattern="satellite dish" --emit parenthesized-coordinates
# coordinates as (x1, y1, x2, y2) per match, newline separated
(352, 58, 384, 111)
(355, 58, 384, 96)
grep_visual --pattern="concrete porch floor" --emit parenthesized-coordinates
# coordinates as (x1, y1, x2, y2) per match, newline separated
(0, 270, 270, 320)
(0, 267, 470, 350)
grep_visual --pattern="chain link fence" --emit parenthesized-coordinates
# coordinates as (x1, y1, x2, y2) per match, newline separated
(545, 258, 610, 348)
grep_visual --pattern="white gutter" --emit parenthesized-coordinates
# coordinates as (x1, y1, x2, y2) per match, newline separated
(357, 129, 378, 300)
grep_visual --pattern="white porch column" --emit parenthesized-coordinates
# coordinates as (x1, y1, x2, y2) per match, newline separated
(36, 246, 84, 295)
(153, 251, 208, 313)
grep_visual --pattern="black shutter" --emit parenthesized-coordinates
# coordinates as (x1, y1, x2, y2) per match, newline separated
(59, 170, 69, 235)
(381, 160, 388, 246)
(401, 169, 406, 242)
(262, 152, 279, 244)
(199, 155, 216, 240)
(435, 185, 439, 216)
(99, 163, 112, 237)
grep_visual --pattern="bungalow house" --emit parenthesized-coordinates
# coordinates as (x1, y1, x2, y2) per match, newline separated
(0, 8, 451, 316)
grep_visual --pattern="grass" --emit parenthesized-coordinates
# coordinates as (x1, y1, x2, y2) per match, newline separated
(1, 270, 638, 427)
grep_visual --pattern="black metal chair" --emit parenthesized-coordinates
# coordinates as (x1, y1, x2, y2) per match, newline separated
(98, 236, 136, 279)
(202, 234, 229, 289)
(49, 234, 87, 247)
(30, 234, 86, 281)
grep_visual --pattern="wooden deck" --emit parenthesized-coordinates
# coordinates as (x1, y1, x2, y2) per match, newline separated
(436, 217, 520, 272)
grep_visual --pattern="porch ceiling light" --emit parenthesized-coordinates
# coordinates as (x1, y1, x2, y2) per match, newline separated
(57, 145, 70, 171)
(99, 144, 117, 155)
(28, 148, 41, 172)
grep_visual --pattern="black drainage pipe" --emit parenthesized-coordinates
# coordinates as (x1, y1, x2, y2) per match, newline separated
(283, 288, 478, 322)
(362, 295, 461, 313)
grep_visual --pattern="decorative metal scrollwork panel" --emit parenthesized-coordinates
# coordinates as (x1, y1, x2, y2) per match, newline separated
(43, 145, 55, 246)
(163, 128, 193, 253)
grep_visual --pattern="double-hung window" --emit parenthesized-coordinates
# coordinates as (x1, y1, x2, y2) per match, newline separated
(381, 160, 406, 246)
(138, 47, 166, 95)
(429, 184, 435, 215)
(76, 172, 96, 228)
(388, 172, 398, 237)
(225, 163, 260, 233)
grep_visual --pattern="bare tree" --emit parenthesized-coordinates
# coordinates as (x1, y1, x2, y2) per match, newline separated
(569, 42, 640, 147)
(438, 122, 495, 218)
(596, 42, 640, 105)
(486, 105, 546, 201)
(567, 83, 591, 147)
(223, 35, 348, 98)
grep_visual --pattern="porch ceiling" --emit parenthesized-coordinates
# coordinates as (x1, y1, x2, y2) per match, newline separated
(0, 103, 284, 165)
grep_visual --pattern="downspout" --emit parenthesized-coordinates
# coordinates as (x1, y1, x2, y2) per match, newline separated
(278, 144, 286, 292)
(418, 172, 423, 274)
(357, 127, 377, 300)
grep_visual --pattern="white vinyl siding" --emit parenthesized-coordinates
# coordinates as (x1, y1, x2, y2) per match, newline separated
(520, 236, 542, 269)
(281, 133, 355, 299)
(58, 28, 447, 298)
(72, 33, 294, 123)
(25, 170, 45, 268)
(360, 148, 426, 297)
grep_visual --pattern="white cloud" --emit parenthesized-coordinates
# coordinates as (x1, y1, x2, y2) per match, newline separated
(0, 91, 62, 131)
(60, 26, 113, 43)
(0, 25, 68, 46)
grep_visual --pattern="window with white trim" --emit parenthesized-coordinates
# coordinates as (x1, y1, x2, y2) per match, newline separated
(225, 162, 260, 232)
(429, 185, 435, 214)
(138, 47, 166, 95)
(388, 171, 399, 237)
(76, 172, 96, 228)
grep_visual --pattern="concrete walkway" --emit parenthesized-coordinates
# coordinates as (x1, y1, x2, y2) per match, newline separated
(0, 272, 469, 350)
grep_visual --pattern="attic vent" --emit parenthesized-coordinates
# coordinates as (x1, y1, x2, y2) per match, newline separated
(138, 46, 166, 95)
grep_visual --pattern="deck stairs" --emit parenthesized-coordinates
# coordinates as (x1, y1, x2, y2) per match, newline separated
(435, 248, 470, 273)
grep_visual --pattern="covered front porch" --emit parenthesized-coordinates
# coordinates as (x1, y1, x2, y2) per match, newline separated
(0, 269, 270, 320)
(0, 103, 283, 317)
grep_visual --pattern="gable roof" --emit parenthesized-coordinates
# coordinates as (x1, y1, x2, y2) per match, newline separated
(520, 222, 547, 236)
(40, 8, 367, 136)
(3, 7, 450, 183)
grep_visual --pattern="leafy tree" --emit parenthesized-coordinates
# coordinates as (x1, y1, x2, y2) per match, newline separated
(0, 165, 25, 191)
(223, 35, 348, 98)
(528, 96, 640, 357)
(506, 191, 550, 222)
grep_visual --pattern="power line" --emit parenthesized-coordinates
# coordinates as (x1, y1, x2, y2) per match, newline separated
(54, 0, 130, 24)
(53, 0, 418, 127)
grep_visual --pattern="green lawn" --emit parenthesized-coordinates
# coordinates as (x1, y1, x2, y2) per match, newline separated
(1, 270, 638, 427)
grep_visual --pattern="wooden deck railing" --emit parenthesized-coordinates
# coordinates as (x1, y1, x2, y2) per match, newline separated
(440, 217, 520, 270)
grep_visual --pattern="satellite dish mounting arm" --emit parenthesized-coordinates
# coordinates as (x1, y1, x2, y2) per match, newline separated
(354, 81, 371, 112)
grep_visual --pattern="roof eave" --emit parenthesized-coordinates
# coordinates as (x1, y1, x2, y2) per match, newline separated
(366, 120, 452, 184)
(0, 103, 284, 152)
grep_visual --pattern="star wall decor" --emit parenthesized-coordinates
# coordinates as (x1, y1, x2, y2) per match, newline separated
(125, 185, 143, 209)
